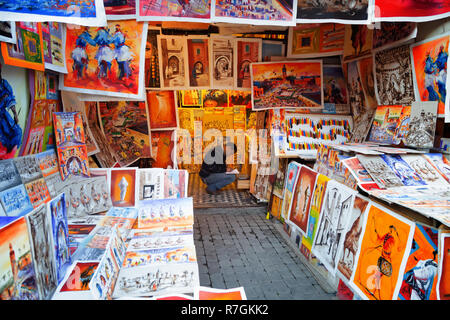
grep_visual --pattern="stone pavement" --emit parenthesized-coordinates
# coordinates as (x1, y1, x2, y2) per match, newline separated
(193, 206, 337, 300)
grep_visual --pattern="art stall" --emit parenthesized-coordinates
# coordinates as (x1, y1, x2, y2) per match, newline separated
(0, 0, 448, 302)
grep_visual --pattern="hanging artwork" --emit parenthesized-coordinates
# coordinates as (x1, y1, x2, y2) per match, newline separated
(151, 130, 175, 169)
(296, 0, 369, 23)
(287, 23, 344, 58)
(25, 204, 58, 300)
(187, 36, 211, 89)
(0, 216, 39, 299)
(437, 233, 450, 300)
(374, 44, 415, 106)
(20, 70, 61, 156)
(342, 25, 373, 63)
(210, 35, 235, 89)
(105, 0, 136, 20)
(404, 101, 438, 149)
(0, 0, 107, 26)
(350, 203, 415, 300)
(212, 0, 296, 26)
(336, 195, 370, 282)
(373, 0, 450, 22)
(202, 89, 229, 108)
(158, 35, 188, 90)
(42, 22, 67, 74)
(311, 180, 357, 275)
(356, 55, 377, 110)
(47, 192, 71, 283)
(1, 22, 45, 73)
(61, 20, 148, 100)
(372, 22, 417, 51)
(323, 64, 350, 114)
(279, 161, 301, 222)
(288, 165, 317, 235)
(109, 168, 137, 207)
(99, 100, 152, 167)
(145, 27, 161, 89)
(410, 33, 449, 116)
(262, 40, 285, 62)
(251, 61, 323, 110)
(0, 21, 16, 44)
(137, 0, 211, 22)
(146, 90, 178, 131)
(397, 223, 439, 300)
(235, 38, 262, 90)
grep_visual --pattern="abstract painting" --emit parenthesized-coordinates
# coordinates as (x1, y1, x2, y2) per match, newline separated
(373, 0, 450, 22)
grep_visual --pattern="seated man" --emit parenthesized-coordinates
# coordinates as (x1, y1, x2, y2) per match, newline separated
(199, 143, 237, 195)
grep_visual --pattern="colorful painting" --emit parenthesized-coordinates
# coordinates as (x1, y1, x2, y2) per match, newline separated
(0, 216, 39, 300)
(146, 90, 178, 130)
(151, 130, 175, 169)
(342, 25, 373, 63)
(287, 23, 344, 58)
(323, 64, 349, 114)
(289, 165, 317, 235)
(251, 61, 323, 110)
(0, 184, 33, 217)
(235, 38, 262, 89)
(195, 286, 247, 300)
(145, 27, 161, 89)
(357, 55, 378, 110)
(42, 22, 67, 73)
(373, 0, 450, 22)
(296, 0, 369, 23)
(105, 0, 136, 19)
(410, 33, 449, 115)
(1, 22, 45, 71)
(158, 35, 188, 90)
(0, 0, 107, 26)
(59, 261, 98, 292)
(56, 145, 90, 181)
(25, 204, 58, 299)
(137, 0, 211, 22)
(110, 168, 137, 207)
(210, 35, 234, 89)
(400, 154, 448, 185)
(350, 203, 415, 300)
(213, 0, 296, 26)
(47, 192, 71, 283)
(61, 20, 148, 99)
(24, 178, 51, 209)
(99, 100, 151, 167)
(368, 105, 408, 145)
(137, 197, 194, 229)
(279, 161, 301, 222)
(164, 170, 188, 199)
(397, 223, 439, 300)
(187, 36, 211, 88)
(437, 233, 450, 300)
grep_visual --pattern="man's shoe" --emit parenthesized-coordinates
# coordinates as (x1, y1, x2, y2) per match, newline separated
(206, 188, 218, 195)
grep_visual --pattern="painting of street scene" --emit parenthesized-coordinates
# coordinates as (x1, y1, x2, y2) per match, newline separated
(251, 61, 323, 110)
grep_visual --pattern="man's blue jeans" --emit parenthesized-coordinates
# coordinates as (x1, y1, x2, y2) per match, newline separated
(202, 173, 236, 192)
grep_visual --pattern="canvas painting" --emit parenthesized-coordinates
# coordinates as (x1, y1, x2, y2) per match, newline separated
(357, 55, 378, 110)
(397, 223, 439, 300)
(437, 233, 450, 300)
(323, 64, 349, 114)
(357, 155, 404, 189)
(1, 22, 45, 71)
(0, 159, 22, 193)
(374, 44, 415, 106)
(24, 178, 51, 209)
(287, 23, 344, 58)
(368, 106, 408, 145)
(410, 33, 449, 115)
(195, 286, 247, 300)
(0, 216, 39, 299)
(279, 161, 301, 222)
(13, 155, 43, 185)
(187, 36, 211, 88)
(350, 203, 415, 300)
(136, 168, 165, 201)
(261, 40, 285, 62)
(423, 153, 450, 184)
(380, 154, 426, 187)
(342, 25, 373, 63)
(288, 165, 317, 235)
(105, 0, 136, 19)
(25, 204, 58, 299)
(373, 0, 450, 22)
(0, 184, 34, 217)
(404, 101, 438, 149)
(137, 0, 211, 22)
(213, 0, 296, 26)
(164, 170, 188, 199)
(99, 100, 151, 167)
(0, 21, 16, 45)
(296, 0, 369, 23)
(372, 22, 417, 51)
(0, 0, 107, 26)
(90, 242, 120, 300)
(52, 111, 86, 147)
(151, 130, 175, 169)
(110, 168, 137, 207)
(341, 156, 374, 184)
(48, 192, 71, 283)
(56, 261, 98, 294)
(61, 20, 148, 100)
(158, 35, 188, 90)
(145, 27, 161, 89)
(42, 22, 67, 73)
(137, 198, 193, 229)
(146, 90, 178, 130)
(251, 61, 323, 110)
(336, 195, 370, 282)
(235, 38, 262, 89)
(311, 180, 356, 275)
(209, 36, 234, 89)
(400, 154, 448, 185)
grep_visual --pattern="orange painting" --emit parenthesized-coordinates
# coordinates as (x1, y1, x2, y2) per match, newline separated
(411, 34, 449, 115)
(351, 204, 414, 300)
(146, 90, 178, 130)
(59, 262, 99, 292)
(109, 168, 136, 207)
(62, 20, 147, 99)
(196, 287, 246, 300)
(438, 233, 450, 300)
(151, 130, 175, 169)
